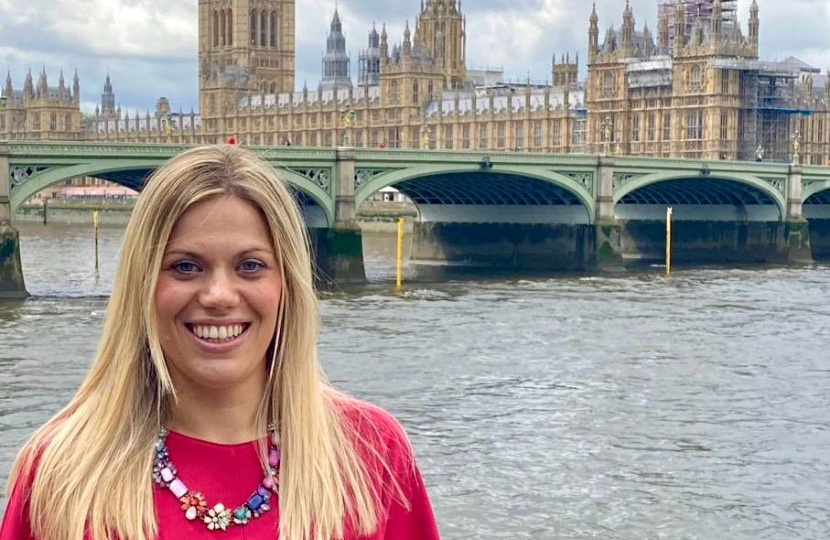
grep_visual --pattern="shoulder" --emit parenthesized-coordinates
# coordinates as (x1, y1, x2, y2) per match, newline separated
(330, 394, 416, 474)
(1, 425, 58, 540)
(335, 395, 410, 446)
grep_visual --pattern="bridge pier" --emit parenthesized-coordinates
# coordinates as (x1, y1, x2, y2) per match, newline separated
(594, 157, 625, 272)
(781, 165, 813, 264)
(312, 148, 366, 286)
(0, 142, 28, 299)
(410, 222, 595, 272)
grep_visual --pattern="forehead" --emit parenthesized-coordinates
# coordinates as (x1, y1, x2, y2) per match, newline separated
(167, 195, 274, 251)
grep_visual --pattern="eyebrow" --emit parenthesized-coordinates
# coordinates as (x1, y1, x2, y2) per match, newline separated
(162, 248, 275, 259)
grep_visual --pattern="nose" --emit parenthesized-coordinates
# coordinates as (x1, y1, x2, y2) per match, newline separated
(198, 269, 240, 310)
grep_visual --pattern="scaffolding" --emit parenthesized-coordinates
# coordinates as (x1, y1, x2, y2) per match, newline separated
(658, 0, 738, 51)
(757, 69, 800, 162)
(709, 58, 811, 161)
(739, 70, 759, 160)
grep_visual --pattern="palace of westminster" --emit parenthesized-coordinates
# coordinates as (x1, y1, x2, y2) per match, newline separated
(2, 0, 830, 165)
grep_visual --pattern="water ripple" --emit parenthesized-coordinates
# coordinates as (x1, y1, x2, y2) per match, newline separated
(0, 225, 828, 539)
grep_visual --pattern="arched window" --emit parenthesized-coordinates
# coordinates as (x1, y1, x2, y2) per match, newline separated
(50, 113, 57, 131)
(428, 82, 434, 98)
(65, 114, 72, 133)
(690, 65, 702, 91)
(220, 9, 226, 46)
(261, 82, 267, 93)
(250, 10, 257, 46)
(412, 82, 419, 104)
(390, 81, 399, 104)
(270, 82, 277, 94)
(260, 11, 267, 46)
(602, 72, 614, 96)
(270, 12, 277, 47)
(227, 9, 233, 45)
(213, 10, 219, 46)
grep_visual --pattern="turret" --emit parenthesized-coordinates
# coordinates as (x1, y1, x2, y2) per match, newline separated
(3, 71, 12, 99)
(403, 21, 412, 57)
(674, 2, 686, 50)
(621, 0, 634, 56)
(588, 3, 599, 63)
(369, 23, 380, 49)
(36, 68, 48, 99)
(102, 73, 116, 117)
(73, 70, 80, 105)
(380, 24, 389, 64)
(658, 11, 669, 54)
(711, 0, 723, 42)
(24, 69, 34, 100)
(58, 71, 66, 99)
(689, 19, 701, 46)
(642, 22, 652, 58)
(748, 0, 759, 52)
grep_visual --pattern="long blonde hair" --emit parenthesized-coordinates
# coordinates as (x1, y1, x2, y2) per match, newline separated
(8, 145, 392, 540)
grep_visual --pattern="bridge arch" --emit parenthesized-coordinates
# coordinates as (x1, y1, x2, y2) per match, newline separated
(613, 172, 786, 221)
(803, 180, 830, 205)
(356, 164, 595, 224)
(10, 161, 335, 226)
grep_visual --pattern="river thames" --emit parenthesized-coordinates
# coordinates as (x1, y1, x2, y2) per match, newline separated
(1, 222, 828, 539)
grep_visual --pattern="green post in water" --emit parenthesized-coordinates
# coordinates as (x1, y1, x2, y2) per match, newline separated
(666, 206, 673, 276)
(396, 217, 404, 290)
(93, 210, 100, 273)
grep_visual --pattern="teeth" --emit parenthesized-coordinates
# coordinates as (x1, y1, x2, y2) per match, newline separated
(191, 324, 245, 341)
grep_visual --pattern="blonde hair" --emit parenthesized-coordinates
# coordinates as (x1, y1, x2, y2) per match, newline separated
(8, 145, 396, 540)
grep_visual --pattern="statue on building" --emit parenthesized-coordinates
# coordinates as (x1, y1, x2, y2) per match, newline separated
(602, 117, 613, 155)
(792, 130, 802, 165)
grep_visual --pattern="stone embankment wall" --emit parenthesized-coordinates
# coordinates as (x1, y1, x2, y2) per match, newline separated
(620, 220, 801, 265)
(16, 200, 419, 231)
(410, 222, 596, 271)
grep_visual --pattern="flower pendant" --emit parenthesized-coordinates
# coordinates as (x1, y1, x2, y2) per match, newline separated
(204, 503, 232, 531)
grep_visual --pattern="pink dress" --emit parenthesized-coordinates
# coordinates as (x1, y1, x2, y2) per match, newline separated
(0, 404, 441, 540)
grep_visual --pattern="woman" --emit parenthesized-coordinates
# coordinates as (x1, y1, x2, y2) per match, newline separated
(1, 145, 440, 540)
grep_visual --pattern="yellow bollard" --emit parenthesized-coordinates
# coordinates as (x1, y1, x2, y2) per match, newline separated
(396, 217, 405, 290)
(93, 210, 100, 273)
(666, 206, 673, 276)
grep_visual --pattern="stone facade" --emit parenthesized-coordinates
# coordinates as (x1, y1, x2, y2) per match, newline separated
(585, 1, 830, 163)
(80, 0, 830, 165)
(0, 69, 83, 141)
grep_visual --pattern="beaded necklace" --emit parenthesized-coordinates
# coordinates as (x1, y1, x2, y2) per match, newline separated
(153, 429, 280, 531)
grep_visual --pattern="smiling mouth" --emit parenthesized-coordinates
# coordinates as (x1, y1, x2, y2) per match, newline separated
(185, 323, 251, 344)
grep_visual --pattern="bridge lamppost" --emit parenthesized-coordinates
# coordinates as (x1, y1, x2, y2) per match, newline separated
(340, 105, 356, 147)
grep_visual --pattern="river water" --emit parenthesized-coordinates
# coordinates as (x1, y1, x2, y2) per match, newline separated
(1, 222, 829, 539)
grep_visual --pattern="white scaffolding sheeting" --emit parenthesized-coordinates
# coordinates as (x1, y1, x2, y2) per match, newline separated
(626, 58, 674, 89)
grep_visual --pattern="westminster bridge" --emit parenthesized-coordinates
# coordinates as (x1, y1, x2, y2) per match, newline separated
(2, 140, 830, 297)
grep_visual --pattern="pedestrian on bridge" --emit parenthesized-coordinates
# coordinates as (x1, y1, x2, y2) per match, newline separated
(1, 145, 440, 540)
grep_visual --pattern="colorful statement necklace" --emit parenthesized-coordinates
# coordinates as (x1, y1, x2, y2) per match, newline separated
(153, 429, 280, 531)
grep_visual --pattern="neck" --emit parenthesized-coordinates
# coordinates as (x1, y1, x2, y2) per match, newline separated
(168, 373, 268, 444)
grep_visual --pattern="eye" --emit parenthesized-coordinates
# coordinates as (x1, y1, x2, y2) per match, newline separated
(171, 260, 201, 274)
(239, 259, 266, 273)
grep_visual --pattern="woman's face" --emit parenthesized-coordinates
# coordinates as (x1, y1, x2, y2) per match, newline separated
(155, 195, 283, 393)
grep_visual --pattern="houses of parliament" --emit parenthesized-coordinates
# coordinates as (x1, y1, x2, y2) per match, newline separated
(2, 0, 830, 165)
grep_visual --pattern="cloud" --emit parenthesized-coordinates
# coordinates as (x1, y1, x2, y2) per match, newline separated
(0, 0, 828, 112)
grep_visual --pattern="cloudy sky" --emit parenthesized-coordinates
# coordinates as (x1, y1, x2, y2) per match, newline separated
(0, 0, 827, 114)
